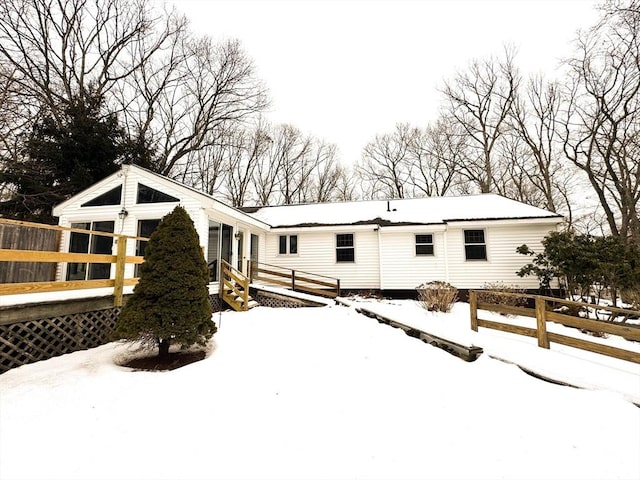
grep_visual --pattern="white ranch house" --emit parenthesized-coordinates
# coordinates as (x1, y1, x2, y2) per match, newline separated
(53, 164, 563, 295)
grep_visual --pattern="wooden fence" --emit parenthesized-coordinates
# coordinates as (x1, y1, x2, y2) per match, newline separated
(249, 261, 341, 298)
(469, 291, 640, 363)
(0, 221, 61, 283)
(0, 218, 147, 306)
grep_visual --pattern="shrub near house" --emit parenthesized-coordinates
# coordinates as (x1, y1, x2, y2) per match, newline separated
(114, 206, 216, 359)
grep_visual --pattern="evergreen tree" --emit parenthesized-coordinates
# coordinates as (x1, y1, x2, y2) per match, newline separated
(114, 206, 216, 358)
(0, 89, 148, 223)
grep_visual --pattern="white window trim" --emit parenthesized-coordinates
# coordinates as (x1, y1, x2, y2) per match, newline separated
(277, 234, 299, 256)
(463, 228, 488, 261)
(415, 233, 435, 257)
(335, 232, 355, 263)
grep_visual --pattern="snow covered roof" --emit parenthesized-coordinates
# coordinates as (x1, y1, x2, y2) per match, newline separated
(245, 194, 563, 228)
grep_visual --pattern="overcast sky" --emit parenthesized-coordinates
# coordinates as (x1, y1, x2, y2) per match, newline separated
(172, 0, 600, 165)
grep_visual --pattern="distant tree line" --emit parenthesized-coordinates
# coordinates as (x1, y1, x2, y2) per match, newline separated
(0, 0, 637, 243)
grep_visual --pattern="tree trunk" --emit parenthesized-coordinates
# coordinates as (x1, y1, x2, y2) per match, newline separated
(158, 338, 171, 360)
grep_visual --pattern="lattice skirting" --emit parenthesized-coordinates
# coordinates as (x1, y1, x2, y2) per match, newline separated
(0, 307, 121, 373)
(1, 294, 227, 374)
(253, 290, 329, 308)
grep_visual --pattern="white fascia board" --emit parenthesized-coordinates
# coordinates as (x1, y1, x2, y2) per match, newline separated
(445, 217, 564, 228)
(378, 224, 447, 233)
(269, 224, 379, 234)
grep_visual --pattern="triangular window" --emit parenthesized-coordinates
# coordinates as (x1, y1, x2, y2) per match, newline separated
(81, 185, 122, 207)
(137, 183, 179, 204)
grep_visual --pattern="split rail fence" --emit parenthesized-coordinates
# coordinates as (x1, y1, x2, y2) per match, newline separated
(0, 218, 147, 307)
(469, 291, 640, 364)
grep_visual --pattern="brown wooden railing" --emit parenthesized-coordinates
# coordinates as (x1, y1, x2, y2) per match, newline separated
(219, 259, 250, 311)
(469, 290, 640, 363)
(0, 219, 147, 306)
(249, 261, 340, 298)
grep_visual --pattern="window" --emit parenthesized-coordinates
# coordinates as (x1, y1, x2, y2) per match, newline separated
(336, 233, 354, 263)
(464, 229, 487, 260)
(278, 235, 298, 255)
(415, 234, 434, 256)
(137, 183, 179, 204)
(81, 186, 122, 207)
(135, 219, 161, 276)
(66, 221, 115, 280)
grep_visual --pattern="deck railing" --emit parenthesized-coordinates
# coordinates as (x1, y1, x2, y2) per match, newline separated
(249, 261, 340, 298)
(219, 259, 250, 311)
(469, 290, 640, 363)
(0, 218, 147, 306)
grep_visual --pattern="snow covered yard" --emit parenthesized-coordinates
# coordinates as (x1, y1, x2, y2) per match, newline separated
(1, 303, 639, 480)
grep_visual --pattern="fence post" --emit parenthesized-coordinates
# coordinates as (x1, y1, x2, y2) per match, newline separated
(114, 236, 127, 307)
(470, 290, 478, 331)
(535, 296, 550, 349)
(336, 279, 341, 297)
(291, 270, 296, 291)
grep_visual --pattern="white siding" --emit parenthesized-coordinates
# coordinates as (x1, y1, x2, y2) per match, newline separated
(263, 228, 380, 290)
(55, 166, 270, 280)
(445, 223, 557, 289)
(379, 230, 447, 289)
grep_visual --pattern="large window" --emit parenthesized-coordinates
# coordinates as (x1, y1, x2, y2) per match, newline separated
(278, 235, 298, 255)
(336, 233, 354, 263)
(66, 221, 115, 280)
(415, 234, 434, 256)
(464, 229, 487, 260)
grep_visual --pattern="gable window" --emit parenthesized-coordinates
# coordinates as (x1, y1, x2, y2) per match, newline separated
(278, 235, 298, 255)
(464, 229, 487, 260)
(66, 221, 115, 280)
(415, 234, 434, 256)
(336, 233, 354, 263)
(81, 186, 122, 207)
(137, 183, 179, 204)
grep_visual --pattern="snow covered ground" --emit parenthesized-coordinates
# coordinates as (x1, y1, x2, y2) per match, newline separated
(1, 301, 639, 480)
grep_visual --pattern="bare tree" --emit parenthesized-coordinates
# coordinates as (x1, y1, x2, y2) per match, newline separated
(0, 0, 179, 121)
(561, 0, 640, 239)
(222, 122, 271, 207)
(408, 119, 463, 197)
(118, 36, 268, 176)
(308, 141, 341, 202)
(356, 123, 414, 199)
(509, 75, 574, 213)
(333, 165, 360, 202)
(440, 47, 519, 193)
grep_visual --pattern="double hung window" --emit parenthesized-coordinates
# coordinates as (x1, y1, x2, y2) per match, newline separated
(415, 234, 434, 256)
(336, 233, 355, 263)
(464, 229, 487, 260)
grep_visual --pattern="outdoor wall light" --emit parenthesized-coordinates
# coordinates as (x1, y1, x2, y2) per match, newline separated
(118, 208, 129, 219)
